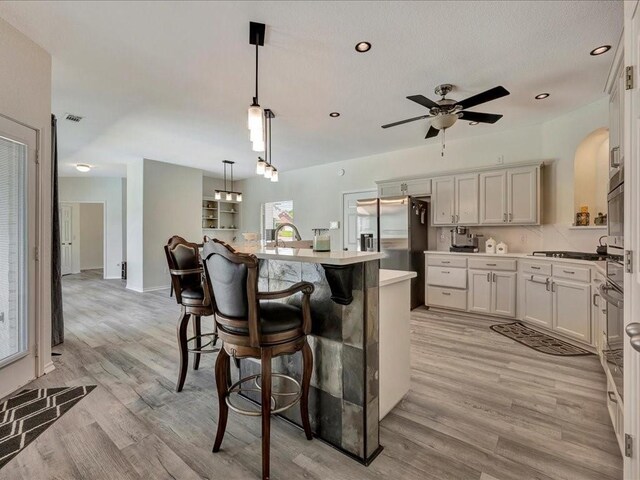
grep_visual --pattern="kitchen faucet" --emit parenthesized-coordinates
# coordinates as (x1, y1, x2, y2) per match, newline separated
(273, 223, 302, 246)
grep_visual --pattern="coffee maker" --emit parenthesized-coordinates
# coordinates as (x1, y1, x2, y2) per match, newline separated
(450, 226, 481, 253)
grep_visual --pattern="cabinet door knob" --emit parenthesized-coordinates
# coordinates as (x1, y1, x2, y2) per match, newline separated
(503, 213, 507, 222)
(487, 272, 491, 282)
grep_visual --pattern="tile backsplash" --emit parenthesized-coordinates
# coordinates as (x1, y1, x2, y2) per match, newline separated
(435, 224, 606, 254)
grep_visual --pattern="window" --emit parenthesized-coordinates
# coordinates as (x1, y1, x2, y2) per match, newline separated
(262, 200, 294, 241)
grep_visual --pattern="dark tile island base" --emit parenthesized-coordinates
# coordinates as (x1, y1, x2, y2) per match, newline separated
(234, 258, 381, 464)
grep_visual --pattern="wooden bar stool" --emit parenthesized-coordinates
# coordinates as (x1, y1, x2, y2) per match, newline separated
(202, 238, 314, 480)
(164, 235, 219, 392)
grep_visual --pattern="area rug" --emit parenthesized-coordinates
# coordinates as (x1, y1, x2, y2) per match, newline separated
(0, 385, 96, 469)
(490, 322, 592, 356)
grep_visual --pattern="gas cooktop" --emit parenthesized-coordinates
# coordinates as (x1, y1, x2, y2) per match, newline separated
(531, 251, 608, 261)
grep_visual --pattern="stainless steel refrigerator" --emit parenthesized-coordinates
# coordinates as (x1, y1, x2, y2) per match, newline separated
(356, 196, 434, 309)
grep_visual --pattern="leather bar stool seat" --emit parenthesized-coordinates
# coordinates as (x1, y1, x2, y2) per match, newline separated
(181, 285, 206, 302)
(224, 302, 303, 335)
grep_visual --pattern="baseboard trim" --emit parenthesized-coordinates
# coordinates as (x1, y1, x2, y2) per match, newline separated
(44, 361, 56, 374)
(142, 285, 170, 292)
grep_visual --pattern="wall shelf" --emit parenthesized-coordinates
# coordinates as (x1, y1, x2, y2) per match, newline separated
(568, 225, 607, 230)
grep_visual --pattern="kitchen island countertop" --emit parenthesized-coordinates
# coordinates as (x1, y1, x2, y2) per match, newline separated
(231, 245, 385, 265)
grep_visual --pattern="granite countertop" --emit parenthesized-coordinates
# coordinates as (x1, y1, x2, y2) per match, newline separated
(379, 269, 417, 287)
(231, 245, 385, 265)
(424, 250, 607, 273)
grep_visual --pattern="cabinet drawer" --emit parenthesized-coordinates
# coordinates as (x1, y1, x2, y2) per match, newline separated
(467, 258, 517, 271)
(427, 256, 467, 268)
(427, 267, 467, 288)
(552, 264, 591, 282)
(427, 286, 467, 311)
(521, 261, 551, 276)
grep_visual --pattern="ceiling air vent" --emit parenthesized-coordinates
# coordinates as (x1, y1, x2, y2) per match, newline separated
(64, 113, 83, 123)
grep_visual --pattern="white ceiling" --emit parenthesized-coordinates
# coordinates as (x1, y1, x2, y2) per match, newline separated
(0, 1, 622, 179)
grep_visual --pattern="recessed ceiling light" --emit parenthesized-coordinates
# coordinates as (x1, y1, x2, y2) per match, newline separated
(329, 112, 340, 117)
(590, 45, 611, 56)
(75, 163, 91, 173)
(535, 93, 550, 100)
(469, 121, 479, 125)
(355, 41, 371, 53)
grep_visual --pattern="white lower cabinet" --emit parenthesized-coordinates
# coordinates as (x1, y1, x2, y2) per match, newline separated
(553, 279, 591, 343)
(468, 269, 516, 318)
(493, 272, 517, 317)
(522, 275, 553, 328)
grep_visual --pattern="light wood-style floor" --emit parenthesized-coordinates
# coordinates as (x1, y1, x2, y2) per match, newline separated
(0, 270, 622, 480)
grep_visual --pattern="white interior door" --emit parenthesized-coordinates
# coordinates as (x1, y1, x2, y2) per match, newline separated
(0, 116, 38, 398)
(342, 190, 376, 251)
(624, 1, 640, 474)
(59, 203, 73, 275)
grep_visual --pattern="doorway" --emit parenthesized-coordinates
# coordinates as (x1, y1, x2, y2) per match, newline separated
(342, 190, 377, 251)
(59, 202, 105, 277)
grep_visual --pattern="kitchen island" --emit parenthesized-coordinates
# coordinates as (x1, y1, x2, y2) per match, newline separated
(230, 246, 385, 464)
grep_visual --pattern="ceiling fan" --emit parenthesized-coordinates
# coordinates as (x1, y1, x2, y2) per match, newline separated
(381, 84, 510, 139)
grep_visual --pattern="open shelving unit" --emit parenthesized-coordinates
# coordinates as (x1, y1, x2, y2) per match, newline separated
(202, 196, 240, 233)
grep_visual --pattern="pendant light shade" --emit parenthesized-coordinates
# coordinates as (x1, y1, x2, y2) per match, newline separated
(256, 157, 266, 175)
(271, 168, 278, 182)
(264, 164, 274, 179)
(252, 137, 265, 152)
(236, 192, 243, 202)
(250, 125, 263, 143)
(226, 192, 233, 201)
(248, 105, 263, 132)
(214, 191, 221, 200)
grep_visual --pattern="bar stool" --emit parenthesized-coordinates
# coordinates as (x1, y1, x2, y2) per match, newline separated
(202, 238, 314, 480)
(164, 235, 218, 392)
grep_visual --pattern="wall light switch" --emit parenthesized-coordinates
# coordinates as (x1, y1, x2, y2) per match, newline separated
(329, 221, 340, 230)
(497, 155, 504, 165)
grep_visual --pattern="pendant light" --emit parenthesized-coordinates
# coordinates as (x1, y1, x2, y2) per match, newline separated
(248, 23, 266, 142)
(256, 157, 266, 175)
(215, 160, 242, 202)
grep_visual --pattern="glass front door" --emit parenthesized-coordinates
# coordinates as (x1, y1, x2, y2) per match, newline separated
(0, 116, 38, 396)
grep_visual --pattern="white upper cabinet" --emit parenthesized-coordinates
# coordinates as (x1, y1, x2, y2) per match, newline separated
(479, 166, 539, 225)
(432, 176, 455, 225)
(380, 162, 540, 226)
(507, 167, 538, 224)
(479, 170, 507, 224)
(455, 174, 479, 224)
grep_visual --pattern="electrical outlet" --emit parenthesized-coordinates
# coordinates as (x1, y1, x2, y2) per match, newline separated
(329, 221, 340, 230)
(497, 155, 504, 165)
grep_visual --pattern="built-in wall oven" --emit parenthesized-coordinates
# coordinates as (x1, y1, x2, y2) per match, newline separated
(601, 161, 624, 399)
(607, 173, 624, 257)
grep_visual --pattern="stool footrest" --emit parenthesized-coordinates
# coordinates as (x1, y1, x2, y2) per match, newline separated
(186, 332, 220, 354)
(225, 373, 301, 417)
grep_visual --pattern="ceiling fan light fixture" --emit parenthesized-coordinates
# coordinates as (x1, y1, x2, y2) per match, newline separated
(431, 113, 458, 130)
(590, 45, 611, 56)
(535, 93, 550, 100)
(355, 41, 371, 53)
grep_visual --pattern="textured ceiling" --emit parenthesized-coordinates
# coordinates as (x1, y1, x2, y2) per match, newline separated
(0, 1, 622, 178)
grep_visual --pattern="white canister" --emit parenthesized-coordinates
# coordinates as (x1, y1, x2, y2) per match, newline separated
(485, 237, 496, 254)
(496, 241, 508, 255)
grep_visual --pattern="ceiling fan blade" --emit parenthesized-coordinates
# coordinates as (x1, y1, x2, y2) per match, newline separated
(456, 86, 510, 110)
(459, 111, 503, 124)
(407, 94, 439, 109)
(381, 114, 431, 129)
(425, 126, 439, 139)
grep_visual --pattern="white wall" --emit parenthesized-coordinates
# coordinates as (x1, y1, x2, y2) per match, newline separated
(127, 159, 203, 291)
(238, 98, 609, 254)
(0, 16, 52, 381)
(126, 161, 144, 291)
(79, 203, 104, 270)
(58, 177, 124, 279)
